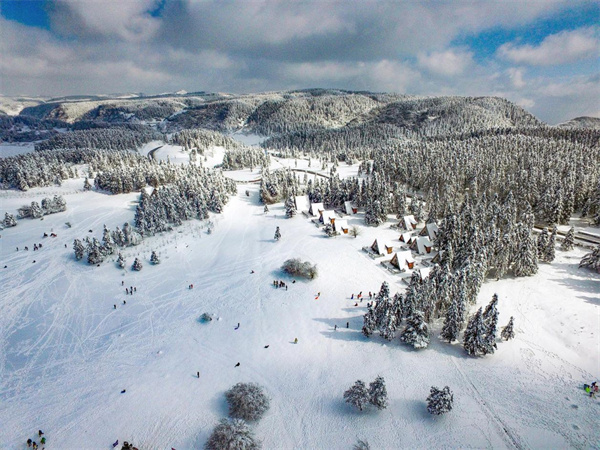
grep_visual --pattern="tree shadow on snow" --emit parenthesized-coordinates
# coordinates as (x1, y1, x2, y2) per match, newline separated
(550, 262, 600, 297)
(210, 390, 230, 418)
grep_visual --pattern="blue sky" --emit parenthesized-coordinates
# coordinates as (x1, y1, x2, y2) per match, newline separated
(1, 0, 598, 123)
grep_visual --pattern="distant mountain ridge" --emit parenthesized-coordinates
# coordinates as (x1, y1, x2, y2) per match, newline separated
(1, 89, 598, 142)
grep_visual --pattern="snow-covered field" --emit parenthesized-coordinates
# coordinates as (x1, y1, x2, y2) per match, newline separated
(0, 143, 36, 158)
(0, 170, 599, 449)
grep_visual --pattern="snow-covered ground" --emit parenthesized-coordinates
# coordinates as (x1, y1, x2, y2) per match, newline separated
(0, 174, 599, 449)
(0, 143, 36, 158)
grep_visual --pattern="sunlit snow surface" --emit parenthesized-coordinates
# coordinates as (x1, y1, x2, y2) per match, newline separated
(0, 161, 598, 449)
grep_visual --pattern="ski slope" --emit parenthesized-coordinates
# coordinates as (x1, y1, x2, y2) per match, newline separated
(0, 175, 599, 449)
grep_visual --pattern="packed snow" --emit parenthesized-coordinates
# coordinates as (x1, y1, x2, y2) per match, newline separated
(0, 170, 599, 449)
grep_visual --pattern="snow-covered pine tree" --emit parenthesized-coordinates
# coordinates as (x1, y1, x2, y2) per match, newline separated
(3, 212, 17, 227)
(482, 294, 499, 353)
(368, 376, 388, 410)
(274, 226, 281, 241)
(561, 226, 575, 251)
(440, 294, 461, 343)
(323, 223, 336, 237)
(463, 307, 493, 356)
(117, 253, 125, 269)
(73, 238, 85, 261)
(426, 386, 454, 415)
(501, 316, 515, 340)
(132, 257, 143, 271)
(30, 201, 43, 219)
(579, 245, 600, 273)
(537, 228, 549, 261)
(285, 196, 297, 218)
(87, 238, 104, 265)
(400, 310, 430, 349)
(102, 225, 115, 255)
(343, 380, 370, 411)
(362, 306, 376, 338)
(402, 271, 422, 320)
(545, 225, 556, 262)
(513, 227, 538, 277)
(204, 418, 260, 450)
(150, 251, 160, 265)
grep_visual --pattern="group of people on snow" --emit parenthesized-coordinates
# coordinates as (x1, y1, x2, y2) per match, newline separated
(273, 280, 288, 290)
(26, 430, 45, 449)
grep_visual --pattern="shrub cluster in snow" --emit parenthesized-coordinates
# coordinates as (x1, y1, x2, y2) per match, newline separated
(579, 245, 600, 273)
(204, 418, 261, 450)
(281, 258, 318, 279)
(225, 382, 270, 422)
(17, 196, 66, 219)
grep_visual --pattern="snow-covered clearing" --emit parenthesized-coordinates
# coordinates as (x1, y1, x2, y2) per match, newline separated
(0, 177, 599, 449)
(0, 143, 36, 158)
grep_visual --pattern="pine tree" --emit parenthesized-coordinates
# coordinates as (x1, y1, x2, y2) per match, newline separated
(274, 226, 281, 241)
(400, 310, 430, 349)
(132, 257, 143, 271)
(440, 295, 461, 343)
(285, 196, 297, 218)
(513, 228, 538, 277)
(579, 245, 600, 273)
(501, 316, 515, 341)
(537, 228, 549, 260)
(561, 226, 575, 251)
(362, 306, 376, 338)
(426, 386, 454, 415)
(117, 253, 126, 269)
(483, 294, 499, 353)
(73, 239, 85, 261)
(545, 225, 556, 262)
(86, 238, 104, 265)
(3, 212, 17, 228)
(463, 307, 493, 356)
(150, 251, 160, 265)
(368, 376, 388, 410)
(30, 201, 43, 219)
(102, 225, 115, 255)
(344, 380, 370, 411)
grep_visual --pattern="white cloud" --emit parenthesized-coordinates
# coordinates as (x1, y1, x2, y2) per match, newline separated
(417, 50, 474, 77)
(498, 27, 599, 66)
(507, 68, 526, 88)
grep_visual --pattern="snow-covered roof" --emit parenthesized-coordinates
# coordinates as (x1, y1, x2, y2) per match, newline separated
(344, 201, 355, 215)
(336, 219, 349, 231)
(418, 267, 432, 280)
(412, 236, 433, 255)
(295, 195, 309, 212)
(402, 215, 418, 230)
(420, 222, 439, 240)
(390, 250, 415, 270)
(309, 202, 324, 216)
(321, 210, 336, 223)
(399, 231, 413, 243)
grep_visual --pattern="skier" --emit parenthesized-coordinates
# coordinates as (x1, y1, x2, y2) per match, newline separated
(126, 288, 129, 295)
(27, 439, 32, 447)
(294, 338, 298, 344)
(114, 304, 117, 309)
(235, 362, 240, 367)
(197, 371, 200, 378)
(235, 323, 240, 330)
(32, 442, 37, 450)
(351, 294, 354, 300)
(40, 437, 46, 445)
(134, 287, 136, 292)
(122, 281, 124, 286)
(334, 325, 337, 331)
(346, 322, 349, 328)
(123, 300, 126, 305)
(38, 431, 44, 437)
(264, 345, 269, 348)
(121, 389, 126, 393)
(113, 440, 119, 448)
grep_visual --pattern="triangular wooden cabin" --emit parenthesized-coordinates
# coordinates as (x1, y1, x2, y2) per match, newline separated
(419, 222, 439, 241)
(335, 219, 349, 234)
(401, 215, 418, 231)
(321, 210, 336, 225)
(399, 231, 413, 243)
(371, 239, 383, 255)
(295, 195, 309, 212)
(344, 201, 355, 215)
(309, 202, 324, 217)
(390, 250, 415, 271)
(410, 236, 433, 255)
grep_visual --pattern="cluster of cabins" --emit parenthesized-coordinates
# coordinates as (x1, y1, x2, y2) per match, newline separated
(299, 197, 440, 280)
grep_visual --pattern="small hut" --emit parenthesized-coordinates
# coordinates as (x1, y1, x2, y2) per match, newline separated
(401, 215, 418, 230)
(411, 236, 433, 255)
(309, 202, 324, 217)
(344, 201, 355, 215)
(390, 250, 415, 271)
(420, 222, 439, 241)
